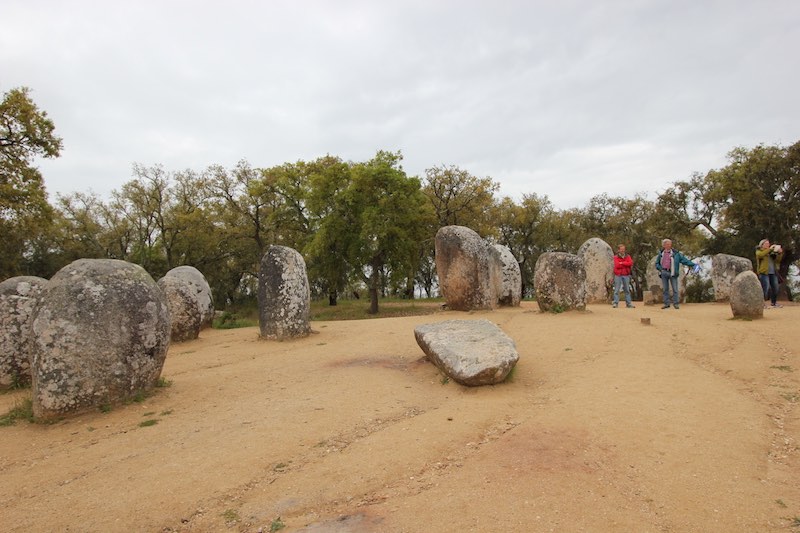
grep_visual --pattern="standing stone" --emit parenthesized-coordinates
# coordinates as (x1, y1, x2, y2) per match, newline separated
(729, 271, 764, 319)
(435, 226, 502, 311)
(534, 252, 587, 312)
(493, 244, 522, 307)
(712, 254, 753, 302)
(258, 245, 311, 340)
(0, 276, 48, 389)
(31, 259, 171, 420)
(414, 319, 519, 386)
(645, 254, 686, 303)
(578, 238, 614, 303)
(157, 276, 202, 342)
(164, 266, 214, 329)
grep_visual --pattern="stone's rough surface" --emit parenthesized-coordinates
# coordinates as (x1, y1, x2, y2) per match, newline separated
(730, 271, 764, 319)
(578, 238, 614, 303)
(0, 276, 48, 389)
(31, 259, 170, 420)
(534, 252, 587, 312)
(435, 226, 502, 311)
(258, 245, 311, 340)
(157, 276, 202, 342)
(493, 244, 522, 307)
(164, 266, 214, 328)
(712, 254, 753, 302)
(414, 319, 519, 386)
(645, 254, 687, 303)
(642, 290, 655, 306)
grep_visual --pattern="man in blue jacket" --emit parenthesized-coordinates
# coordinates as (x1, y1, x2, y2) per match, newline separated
(655, 239, 698, 309)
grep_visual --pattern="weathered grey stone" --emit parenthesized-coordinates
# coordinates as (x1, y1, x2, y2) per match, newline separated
(164, 266, 214, 328)
(0, 276, 48, 389)
(157, 276, 202, 342)
(258, 245, 311, 340)
(31, 259, 170, 420)
(712, 254, 753, 302)
(578, 238, 614, 303)
(435, 226, 502, 311)
(534, 252, 586, 312)
(730, 271, 764, 319)
(493, 244, 522, 307)
(414, 319, 518, 386)
(642, 290, 656, 306)
(645, 254, 686, 303)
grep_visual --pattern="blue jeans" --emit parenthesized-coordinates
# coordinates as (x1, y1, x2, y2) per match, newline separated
(661, 272, 679, 306)
(759, 273, 779, 305)
(613, 275, 632, 306)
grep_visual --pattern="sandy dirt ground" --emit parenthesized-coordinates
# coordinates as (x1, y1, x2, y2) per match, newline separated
(1, 302, 799, 533)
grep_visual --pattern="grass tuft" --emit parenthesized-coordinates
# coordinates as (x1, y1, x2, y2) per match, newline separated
(0, 398, 34, 426)
(222, 509, 240, 523)
(504, 365, 517, 383)
(213, 310, 258, 329)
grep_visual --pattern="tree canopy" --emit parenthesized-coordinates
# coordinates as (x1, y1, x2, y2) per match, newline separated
(0, 87, 63, 278)
(3, 91, 797, 307)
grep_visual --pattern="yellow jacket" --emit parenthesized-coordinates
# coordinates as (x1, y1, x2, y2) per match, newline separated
(755, 247, 783, 275)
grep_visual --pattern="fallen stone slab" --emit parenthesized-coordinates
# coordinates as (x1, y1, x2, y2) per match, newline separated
(414, 319, 519, 386)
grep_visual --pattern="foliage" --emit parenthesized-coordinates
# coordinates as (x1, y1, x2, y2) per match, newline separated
(685, 275, 714, 303)
(6, 106, 796, 309)
(0, 398, 34, 426)
(0, 87, 62, 279)
(319, 151, 433, 313)
(212, 310, 258, 329)
(269, 517, 286, 532)
(310, 297, 442, 321)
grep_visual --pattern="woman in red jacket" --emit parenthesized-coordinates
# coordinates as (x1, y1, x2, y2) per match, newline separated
(613, 244, 634, 308)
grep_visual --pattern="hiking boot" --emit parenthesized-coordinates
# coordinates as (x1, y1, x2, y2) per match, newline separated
(674, 304, 680, 309)
(626, 304, 635, 308)
(612, 303, 618, 308)
(661, 305, 670, 309)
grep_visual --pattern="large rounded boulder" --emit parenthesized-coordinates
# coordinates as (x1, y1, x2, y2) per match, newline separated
(31, 259, 171, 420)
(0, 276, 48, 389)
(435, 226, 502, 311)
(164, 266, 214, 328)
(157, 276, 202, 342)
(577, 238, 613, 304)
(534, 252, 587, 312)
(729, 271, 764, 319)
(493, 244, 522, 307)
(712, 254, 753, 302)
(258, 245, 311, 340)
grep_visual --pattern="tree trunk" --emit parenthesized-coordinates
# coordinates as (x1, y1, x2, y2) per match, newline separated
(369, 260, 380, 314)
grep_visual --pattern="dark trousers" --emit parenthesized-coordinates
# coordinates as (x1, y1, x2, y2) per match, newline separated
(759, 273, 779, 305)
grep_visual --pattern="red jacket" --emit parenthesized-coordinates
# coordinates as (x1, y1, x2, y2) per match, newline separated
(614, 254, 633, 276)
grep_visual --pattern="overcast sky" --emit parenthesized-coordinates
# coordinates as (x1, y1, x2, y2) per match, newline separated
(3, 0, 799, 209)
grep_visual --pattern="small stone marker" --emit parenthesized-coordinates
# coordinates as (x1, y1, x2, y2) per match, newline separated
(641, 317, 651, 325)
